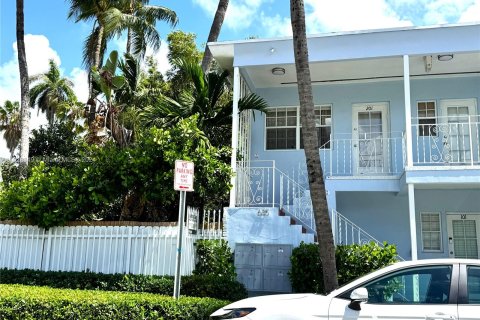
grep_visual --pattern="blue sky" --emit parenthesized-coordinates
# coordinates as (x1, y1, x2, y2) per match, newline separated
(0, 0, 479, 158)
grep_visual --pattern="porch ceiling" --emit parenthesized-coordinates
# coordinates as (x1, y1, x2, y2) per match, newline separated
(244, 52, 480, 89)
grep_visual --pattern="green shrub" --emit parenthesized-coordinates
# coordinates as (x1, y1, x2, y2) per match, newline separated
(336, 241, 398, 286)
(289, 241, 398, 293)
(193, 239, 236, 280)
(0, 284, 227, 320)
(288, 242, 324, 294)
(182, 275, 247, 303)
(0, 268, 247, 302)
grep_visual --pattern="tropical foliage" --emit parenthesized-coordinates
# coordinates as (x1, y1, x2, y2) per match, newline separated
(142, 57, 268, 147)
(0, 100, 21, 159)
(29, 59, 77, 124)
(2, 3, 269, 228)
(0, 117, 232, 228)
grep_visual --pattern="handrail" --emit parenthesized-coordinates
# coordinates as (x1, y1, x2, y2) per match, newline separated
(332, 209, 404, 261)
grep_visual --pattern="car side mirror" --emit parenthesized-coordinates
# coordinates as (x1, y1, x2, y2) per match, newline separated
(348, 287, 368, 311)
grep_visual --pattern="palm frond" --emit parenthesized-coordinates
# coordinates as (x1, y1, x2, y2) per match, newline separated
(138, 5, 178, 27)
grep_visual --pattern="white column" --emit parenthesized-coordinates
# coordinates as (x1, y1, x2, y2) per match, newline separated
(403, 55, 414, 168)
(408, 183, 418, 260)
(229, 67, 240, 207)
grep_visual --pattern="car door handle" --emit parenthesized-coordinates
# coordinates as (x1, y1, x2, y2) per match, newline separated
(426, 312, 456, 320)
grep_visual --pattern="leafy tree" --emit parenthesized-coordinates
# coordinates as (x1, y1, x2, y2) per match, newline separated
(0, 101, 21, 159)
(29, 60, 77, 124)
(29, 122, 79, 161)
(0, 116, 232, 227)
(290, 0, 338, 292)
(165, 31, 203, 99)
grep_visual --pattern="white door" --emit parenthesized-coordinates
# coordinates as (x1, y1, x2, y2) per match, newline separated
(352, 102, 389, 175)
(328, 264, 458, 320)
(439, 99, 478, 164)
(447, 213, 480, 259)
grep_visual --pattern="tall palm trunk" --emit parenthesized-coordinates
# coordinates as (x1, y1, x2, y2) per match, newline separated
(290, 0, 338, 293)
(16, 0, 30, 176)
(201, 0, 229, 73)
(126, 0, 134, 54)
(94, 24, 105, 70)
(88, 24, 105, 124)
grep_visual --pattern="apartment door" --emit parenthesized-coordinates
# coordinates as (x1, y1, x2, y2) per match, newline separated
(352, 102, 389, 175)
(447, 213, 480, 259)
(439, 99, 478, 164)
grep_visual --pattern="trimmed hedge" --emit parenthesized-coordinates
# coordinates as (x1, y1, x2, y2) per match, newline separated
(0, 268, 247, 302)
(0, 284, 227, 320)
(289, 241, 399, 294)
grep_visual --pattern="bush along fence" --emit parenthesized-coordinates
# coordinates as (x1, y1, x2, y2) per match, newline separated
(0, 208, 226, 275)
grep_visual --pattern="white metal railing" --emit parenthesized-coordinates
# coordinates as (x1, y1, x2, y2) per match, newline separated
(332, 209, 404, 261)
(192, 207, 225, 240)
(411, 115, 480, 166)
(236, 160, 315, 232)
(320, 133, 405, 177)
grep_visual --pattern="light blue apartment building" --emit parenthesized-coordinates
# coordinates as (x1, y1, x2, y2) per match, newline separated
(209, 23, 480, 261)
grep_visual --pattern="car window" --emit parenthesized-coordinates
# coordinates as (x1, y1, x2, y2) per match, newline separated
(340, 265, 452, 304)
(467, 266, 480, 304)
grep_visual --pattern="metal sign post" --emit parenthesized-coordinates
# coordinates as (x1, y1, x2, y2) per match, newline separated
(173, 160, 194, 299)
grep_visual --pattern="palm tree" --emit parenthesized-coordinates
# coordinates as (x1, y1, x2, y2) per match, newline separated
(0, 101, 21, 159)
(67, 0, 115, 70)
(201, 0, 229, 73)
(16, 0, 30, 174)
(141, 58, 268, 147)
(105, 0, 177, 59)
(29, 60, 77, 124)
(290, 0, 338, 292)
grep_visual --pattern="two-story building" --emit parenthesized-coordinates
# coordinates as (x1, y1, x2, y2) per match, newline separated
(209, 23, 480, 261)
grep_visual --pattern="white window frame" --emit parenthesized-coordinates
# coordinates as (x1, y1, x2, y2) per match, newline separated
(417, 100, 437, 137)
(265, 104, 332, 151)
(420, 212, 443, 252)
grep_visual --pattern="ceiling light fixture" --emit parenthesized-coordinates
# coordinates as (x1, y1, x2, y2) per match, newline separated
(272, 67, 285, 76)
(437, 54, 454, 61)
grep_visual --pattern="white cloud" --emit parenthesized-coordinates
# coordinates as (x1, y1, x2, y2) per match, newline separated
(304, 0, 413, 33)
(259, 13, 292, 37)
(0, 35, 61, 106)
(69, 67, 89, 103)
(0, 35, 74, 159)
(147, 43, 171, 76)
(193, 0, 273, 31)
(459, 0, 480, 23)
(422, 0, 475, 24)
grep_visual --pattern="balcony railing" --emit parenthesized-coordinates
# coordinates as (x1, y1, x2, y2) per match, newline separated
(411, 115, 480, 166)
(320, 133, 406, 177)
(235, 160, 314, 232)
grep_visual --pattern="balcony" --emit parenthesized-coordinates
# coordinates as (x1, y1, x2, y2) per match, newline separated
(319, 133, 406, 177)
(411, 115, 480, 167)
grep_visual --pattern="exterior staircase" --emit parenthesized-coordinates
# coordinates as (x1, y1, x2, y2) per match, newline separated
(235, 161, 404, 259)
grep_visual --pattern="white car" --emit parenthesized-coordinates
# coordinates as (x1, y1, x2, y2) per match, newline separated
(210, 259, 480, 319)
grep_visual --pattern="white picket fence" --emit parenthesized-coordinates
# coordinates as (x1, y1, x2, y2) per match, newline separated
(0, 209, 226, 275)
